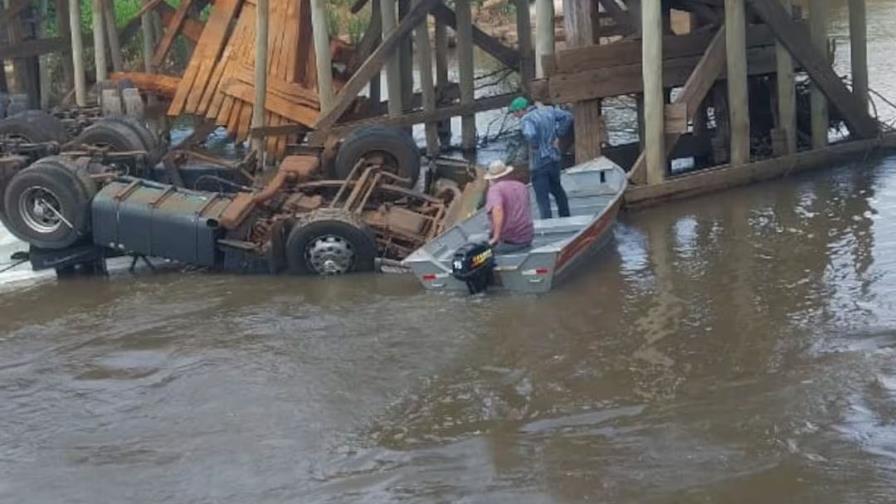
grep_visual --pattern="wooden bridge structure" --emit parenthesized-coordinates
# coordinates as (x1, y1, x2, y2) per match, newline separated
(0, 0, 892, 205)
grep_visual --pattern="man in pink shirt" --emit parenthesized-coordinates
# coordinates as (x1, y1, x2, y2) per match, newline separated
(484, 160, 534, 254)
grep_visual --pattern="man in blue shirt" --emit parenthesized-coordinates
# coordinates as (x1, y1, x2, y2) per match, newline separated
(510, 96, 572, 219)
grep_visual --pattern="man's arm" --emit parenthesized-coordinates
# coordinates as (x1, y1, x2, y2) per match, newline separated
(489, 205, 505, 245)
(554, 107, 574, 137)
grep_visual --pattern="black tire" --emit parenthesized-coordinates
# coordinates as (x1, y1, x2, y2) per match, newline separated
(102, 115, 160, 153)
(285, 210, 377, 275)
(73, 118, 162, 166)
(0, 110, 69, 143)
(333, 126, 420, 187)
(2, 157, 96, 249)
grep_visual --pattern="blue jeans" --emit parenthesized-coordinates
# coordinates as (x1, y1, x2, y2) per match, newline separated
(531, 161, 570, 219)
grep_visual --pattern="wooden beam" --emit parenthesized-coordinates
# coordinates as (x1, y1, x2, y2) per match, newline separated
(381, 0, 402, 116)
(457, 0, 475, 150)
(67, 0, 87, 106)
(848, 0, 868, 110)
(725, 0, 749, 165)
(310, 0, 441, 140)
(628, 27, 726, 182)
(598, 0, 634, 34)
(55, 0, 75, 91)
(252, 0, 270, 157)
(92, 0, 108, 82)
(140, 0, 157, 73)
(775, 0, 796, 155)
(434, 13, 451, 145)
(414, 0, 438, 155)
(535, 0, 554, 77)
(515, 0, 534, 87)
(809, 0, 828, 148)
(747, 0, 877, 139)
(539, 45, 776, 103)
(104, 0, 123, 72)
(565, 0, 602, 162)
(625, 134, 896, 207)
(430, 3, 520, 70)
(110, 71, 180, 96)
(642, 0, 665, 185)
(310, 0, 335, 113)
(151, 0, 194, 69)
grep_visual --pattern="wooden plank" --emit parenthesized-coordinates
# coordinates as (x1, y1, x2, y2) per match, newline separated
(543, 45, 775, 103)
(221, 78, 319, 126)
(430, 3, 520, 70)
(546, 23, 775, 74)
(515, 0, 534, 86)
(156, 3, 204, 43)
(565, 0, 602, 163)
(642, 0, 665, 185)
(775, 0, 796, 155)
(310, 0, 441, 138)
(168, 0, 242, 116)
(747, 0, 878, 138)
(597, 0, 634, 34)
(725, 0, 750, 165)
(152, 0, 195, 69)
(625, 135, 896, 208)
(110, 71, 180, 96)
(457, 0, 475, 150)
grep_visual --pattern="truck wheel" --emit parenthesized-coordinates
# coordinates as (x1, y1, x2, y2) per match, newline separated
(2, 158, 95, 249)
(0, 110, 69, 143)
(102, 116, 160, 153)
(73, 118, 159, 164)
(333, 126, 420, 187)
(285, 210, 377, 275)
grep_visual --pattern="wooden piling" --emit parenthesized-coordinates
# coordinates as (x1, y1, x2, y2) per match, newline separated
(252, 0, 269, 158)
(642, 0, 665, 184)
(775, 0, 797, 154)
(310, 0, 335, 113)
(514, 0, 533, 87)
(55, 0, 75, 91)
(104, 0, 123, 72)
(564, 0, 602, 163)
(725, 0, 750, 165)
(848, 0, 868, 110)
(68, 0, 87, 106)
(534, 0, 553, 78)
(809, 0, 828, 148)
(398, 0, 414, 114)
(369, 0, 382, 105)
(413, 0, 438, 155)
(140, 0, 156, 73)
(92, 0, 108, 82)
(456, 0, 475, 150)
(381, 0, 402, 116)
(38, 0, 51, 109)
(434, 17, 451, 145)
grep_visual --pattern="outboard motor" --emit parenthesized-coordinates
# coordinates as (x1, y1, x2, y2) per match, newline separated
(451, 242, 495, 294)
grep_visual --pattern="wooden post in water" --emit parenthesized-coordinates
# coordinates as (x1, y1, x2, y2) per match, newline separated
(564, 0, 602, 163)
(369, 0, 381, 106)
(103, 0, 123, 73)
(381, 0, 402, 116)
(514, 0, 533, 88)
(848, 0, 868, 110)
(725, 0, 750, 165)
(55, 0, 75, 91)
(398, 0, 414, 114)
(92, 0, 108, 83)
(456, 0, 475, 151)
(252, 0, 269, 160)
(775, 0, 797, 155)
(642, 0, 665, 184)
(141, 0, 156, 72)
(310, 0, 335, 113)
(534, 0, 553, 78)
(68, 0, 87, 106)
(413, 0, 439, 155)
(38, 0, 51, 109)
(434, 16, 451, 146)
(809, 0, 829, 149)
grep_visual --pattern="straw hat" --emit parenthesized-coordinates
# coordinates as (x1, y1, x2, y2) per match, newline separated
(484, 160, 514, 180)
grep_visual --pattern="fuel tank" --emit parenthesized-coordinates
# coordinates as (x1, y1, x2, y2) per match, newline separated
(91, 177, 234, 266)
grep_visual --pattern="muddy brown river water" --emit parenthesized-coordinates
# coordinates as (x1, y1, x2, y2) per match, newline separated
(3, 1, 896, 502)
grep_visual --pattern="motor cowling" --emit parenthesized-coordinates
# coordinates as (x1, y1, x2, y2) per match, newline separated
(451, 242, 495, 294)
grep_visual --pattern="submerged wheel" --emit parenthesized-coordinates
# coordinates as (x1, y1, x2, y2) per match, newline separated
(285, 210, 377, 275)
(0, 110, 69, 143)
(333, 126, 420, 187)
(2, 157, 96, 249)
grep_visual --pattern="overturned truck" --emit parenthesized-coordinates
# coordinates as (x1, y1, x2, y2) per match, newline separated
(0, 123, 467, 276)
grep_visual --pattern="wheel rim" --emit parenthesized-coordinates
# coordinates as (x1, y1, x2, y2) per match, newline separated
(364, 150, 400, 174)
(305, 234, 355, 275)
(18, 185, 64, 233)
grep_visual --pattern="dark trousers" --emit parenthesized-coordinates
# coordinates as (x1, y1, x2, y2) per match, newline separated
(531, 161, 570, 219)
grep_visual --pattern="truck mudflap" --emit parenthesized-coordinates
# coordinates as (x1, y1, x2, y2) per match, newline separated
(91, 177, 233, 267)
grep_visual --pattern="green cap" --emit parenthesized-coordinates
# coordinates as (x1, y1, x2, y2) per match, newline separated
(509, 96, 530, 113)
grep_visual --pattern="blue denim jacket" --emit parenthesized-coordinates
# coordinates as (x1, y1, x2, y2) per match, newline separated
(520, 106, 574, 172)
